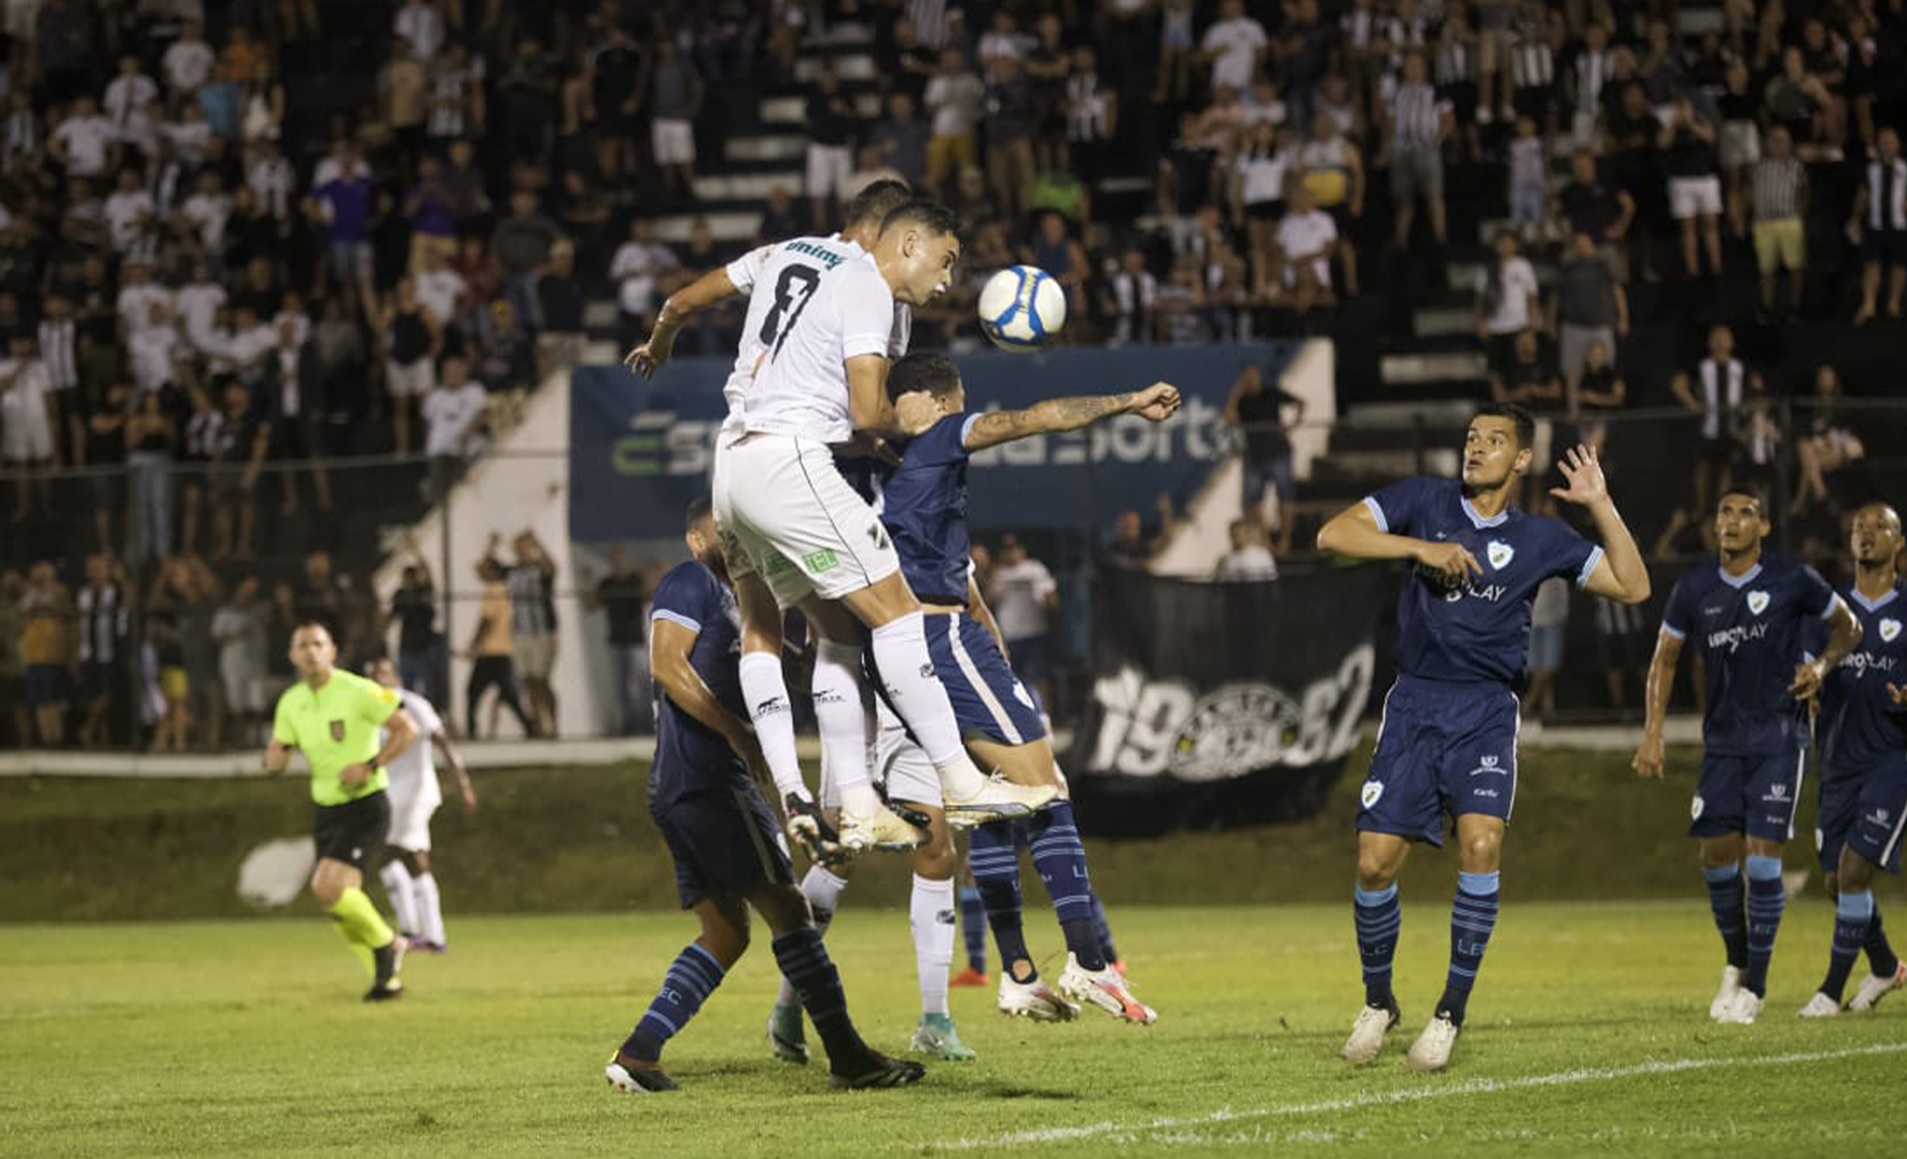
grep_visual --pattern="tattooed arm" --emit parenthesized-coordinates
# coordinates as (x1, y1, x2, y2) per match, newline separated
(962, 382, 1181, 452)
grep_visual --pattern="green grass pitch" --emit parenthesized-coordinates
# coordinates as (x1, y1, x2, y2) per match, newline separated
(5, 899, 1906, 1158)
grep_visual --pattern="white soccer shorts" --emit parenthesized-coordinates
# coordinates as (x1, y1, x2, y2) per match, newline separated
(712, 433, 900, 609)
(874, 716, 942, 808)
(386, 790, 440, 852)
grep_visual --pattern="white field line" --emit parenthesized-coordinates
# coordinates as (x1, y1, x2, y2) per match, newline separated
(932, 1042, 1907, 1150)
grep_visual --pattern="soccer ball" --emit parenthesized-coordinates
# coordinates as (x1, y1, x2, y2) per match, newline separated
(977, 265, 1066, 352)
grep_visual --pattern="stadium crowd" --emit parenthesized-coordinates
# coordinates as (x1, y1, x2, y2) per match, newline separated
(0, 0, 1903, 749)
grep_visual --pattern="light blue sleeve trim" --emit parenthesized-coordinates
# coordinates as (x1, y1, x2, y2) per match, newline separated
(651, 609, 701, 633)
(1575, 545, 1605, 588)
(1362, 495, 1388, 533)
(1660, 623, 1686, 640)
(960, 413, 982, 445)
(1821, 593, 1845, 621)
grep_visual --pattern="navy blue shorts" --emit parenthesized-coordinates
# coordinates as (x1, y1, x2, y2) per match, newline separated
(1357, 677, 1519, 846)
(1006, 633, 1050, 689)
(924, 613, 1047, 747)
(1690, 748, 1806, 842)
(652, 787, 794, 910)
(1816, 764, 1907, 875)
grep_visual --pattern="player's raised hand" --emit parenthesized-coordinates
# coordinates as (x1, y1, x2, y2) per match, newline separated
(624, 334, 673, 379)
(1413, 540, 1483, 584)
(1789, 657, 1829, 700)
(1128, 382, 1181, 422)
(1549, 444, 1610, 507)
(1631, 733, 1666, 779)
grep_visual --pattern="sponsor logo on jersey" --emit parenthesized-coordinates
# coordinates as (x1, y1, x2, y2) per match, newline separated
(1746, 590, 1770, 616)
(803, 549, 840, 574)
(1487, 540, 1515, 570)
(1706, 621, 1769, 653)
(329, 719, 345, 741)
(1468, 754, 1507, 777)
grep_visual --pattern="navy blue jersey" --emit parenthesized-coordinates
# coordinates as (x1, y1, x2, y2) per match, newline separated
(648, 560, 750, 805)
(1661, 555, 1838, 756)
(1816, 581, 1907, 782)
(1364, 476, 1602, 686)
(880, 413, 982, 606)
(835, 451, 894, 508)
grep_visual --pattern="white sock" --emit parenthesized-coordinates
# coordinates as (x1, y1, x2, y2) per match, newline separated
(912, 873, 956, 1018)
(778, 866, 850, 1007)
(413, 871, 445, 947)
(378, 861, 420, 938)
(812, 639, 878, 816)
(739, 651, 807, 800)
(867, 613, 989, 799)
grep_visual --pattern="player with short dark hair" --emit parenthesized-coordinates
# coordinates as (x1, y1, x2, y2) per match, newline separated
(1318, 402, 1650, 1070)
(264, 620, 420, 1001)
(1797, 502, 1907, 1017)
(604, 500, 924, 1094)
(1634, 488, 1862, 1025)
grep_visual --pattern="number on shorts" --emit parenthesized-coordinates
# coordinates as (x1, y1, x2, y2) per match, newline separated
(759, 264, 822, 355)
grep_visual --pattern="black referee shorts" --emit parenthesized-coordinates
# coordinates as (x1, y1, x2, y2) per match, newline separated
(312, 791, 391, 870)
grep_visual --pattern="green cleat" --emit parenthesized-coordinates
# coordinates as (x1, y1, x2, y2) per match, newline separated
(767, 1002, 809, 1065)
(910, 1014, 977, 1061)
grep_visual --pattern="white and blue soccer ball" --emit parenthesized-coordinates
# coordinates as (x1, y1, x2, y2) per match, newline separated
(977, 265, 1066, 353)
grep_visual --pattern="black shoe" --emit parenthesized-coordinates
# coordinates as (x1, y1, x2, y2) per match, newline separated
(606, 1055, 680, 1093)
(363, 978, 404, 1002)
(829, 1052, 926, 1089)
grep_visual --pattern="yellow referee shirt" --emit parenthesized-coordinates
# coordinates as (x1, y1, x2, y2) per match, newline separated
(272, 670, 402, 806)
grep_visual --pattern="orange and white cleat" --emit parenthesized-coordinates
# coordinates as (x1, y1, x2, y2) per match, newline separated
(1057, 953, 1156, 1026)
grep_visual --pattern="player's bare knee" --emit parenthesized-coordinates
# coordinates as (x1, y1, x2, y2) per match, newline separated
(1355, 855, 1399, 891)
(912, 829, 956, 879)
(1823, 871, 1840, 898)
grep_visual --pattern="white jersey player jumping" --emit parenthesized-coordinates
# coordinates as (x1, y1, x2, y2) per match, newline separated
(368, 658, 476, 953)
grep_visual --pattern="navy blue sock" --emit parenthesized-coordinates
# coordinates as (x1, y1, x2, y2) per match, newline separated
(970, 820, 1034, 980)
(1437, 871, 1500, 1027)
(1090, 891, 1120, 963)
(1704, 862, 1748, 970)
(957, 885, 988, 972)
(1867, 905, 1900, 977)
(1821, 889, 1874, 1003)
(622, 942, 725, 1062)
(771, 927, 870, 1066)
(1027, 801, 1106, 971)
(1742, 855, 1787, 998)
(1353, 882, 1401, 1009)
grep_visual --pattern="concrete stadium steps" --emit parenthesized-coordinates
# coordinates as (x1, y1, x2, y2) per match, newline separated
(692, 171, 806, 203)
(758, 92, 882, 126)
(801, 20, 875, 48)
(726, 134, 808, 163)
(1380, 350, 1489, 387)
(645, 211, 763, 244)
(794, 54, 878, 83)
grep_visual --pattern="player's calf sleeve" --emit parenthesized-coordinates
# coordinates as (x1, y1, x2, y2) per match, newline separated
(1027, 802, 1105, 971)
(622, 943, 726, 1063)
(1703, 861, 1749, 970)
(328, 887, 395, 951)
(1090, 891, 1120, 964)
(969, 821, 1034, 979)
(1866, 904, 1900, 977)
(1742, 855, 1787, 998)
(738, 652, 806, 801)
(1822, 889, 1875, 1003)
(811, 640, 878, 811)
(378, 860, 420, 939)
(867, 613, 981, 786)
(958, 885, 989, 971)
(412, 872, 445, 947)
(911, 873, 956, 1017)
(772, 927, 871, 1067)
(1353, 882, 1402, 1008)
(1438, 870, 1500, 1026)
(778, 866, 849, 1008)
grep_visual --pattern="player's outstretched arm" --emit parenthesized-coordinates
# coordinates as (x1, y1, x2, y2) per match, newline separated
(1632, 630, 1683, 779)
(1552, 444, 1651, 604)
(962, 382, 1182, 452)
(651, 619, 762, 769)
(1316, 500, 1481, 579)
(624, 265, 740, 379)
(435, 729, 478, 813)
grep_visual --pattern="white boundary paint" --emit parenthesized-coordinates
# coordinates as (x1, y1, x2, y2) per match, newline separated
(931, 1042, 1907, 1151)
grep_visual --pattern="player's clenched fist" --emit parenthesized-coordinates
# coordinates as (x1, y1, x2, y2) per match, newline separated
(624, 337, 672, 379)
(1128, 382, 1181, 422)
(1412, 540, 1482, 584)
(1631, 733, 1666, 779)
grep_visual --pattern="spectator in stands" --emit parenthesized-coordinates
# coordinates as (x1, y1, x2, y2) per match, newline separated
(609, 218, 676, 350)
(1029, 212, 1089, 338)
(642, 35, 702, 202)
(533, 239, 586, 382)
(389, 549, 442, 705)
(1492, 330, 1564, 493)
(1383, 52, 1451, 252)
(1202, 0, 1269, 105)
(1475, 228, 1540, 379)
(214, 574, 271, 747)
(867, 92, 929, 190)
(21, 561, 73, 748)
(384, 36, 431, 160)
(496, 38, 558, 168)
(1215, 518, 1279, 581)
(496, 530, 559, 739)
(380, 277, 442, 455)
(582, 545, 652, 736)
(1717, 59, 1761, 236)
(491, 190, 562, 322)
(1, 332, 57, 522)
(1853, 126, 1907, 324)
(1552, 231, 1627, 390)
(79, 380, 130, 553)
(1792, 364, 1864, 519)
(0, 571, 22, 747)
(1232, 121, 1289, 298)
(1277, 183, 1340, 319)
(252, 316, 330, 517)
(1296, 112, 1363, 297)
(844, 143, 907, 204)
(125, 388, 176, 562)
(310, 140, 377, 316)
(988, 535, 1059, 711)
(1571, 339, 1626, 456)
(985, 55, 1038, 221)
(1524, 577, 1569, 721)
(423, 355, 487, 502)
(1507, 115, 1547, 239)
(211, 382, 261, 561)
(1225, 361, 1305, 553)
(1107, 497, 1178, 569)
(144, 560, 190, 753)
(1658, 95, 1723, 279)
(1672, 324, 1753, 517)
(74, 552, 128, 750)
(1764, 47, 1832, 155)
(756, 185, 806, 243)
(806, 64, 859, 228)
(923, 48, 984, 197)
(466, 551, 534, 739)
(1750, 125, 1808, 319)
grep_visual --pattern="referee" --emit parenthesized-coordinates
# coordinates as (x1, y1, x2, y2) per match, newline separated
(265, 620, 420, 1001)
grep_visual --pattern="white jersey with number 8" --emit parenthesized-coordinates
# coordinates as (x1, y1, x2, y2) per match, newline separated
(739, 245, 895, 444)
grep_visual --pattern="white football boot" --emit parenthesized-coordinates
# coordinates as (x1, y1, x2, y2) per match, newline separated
(1709, 965, 1743, 1021)
(1056, 953, 1157, 1026)
(1848, 961, 1907, 1012)
(1341, 1002, 1400, 1065)
(1404, 1013, 1460, 1072)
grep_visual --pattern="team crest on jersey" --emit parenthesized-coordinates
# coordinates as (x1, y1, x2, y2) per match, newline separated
(1746, 590, 1770, 616)
(1487, 540, 1514, 570)
(1691, 795, 1705, 821)
(328, 719, 345, 741)
(1361, 780, 1385, 809)
(1881, 618, 1902, 643)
